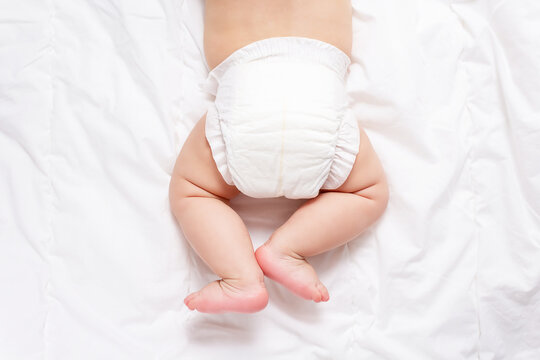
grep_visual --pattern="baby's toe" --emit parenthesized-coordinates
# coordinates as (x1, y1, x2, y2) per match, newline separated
(184, 292, 199, 310)
(315, 282, 329, 303)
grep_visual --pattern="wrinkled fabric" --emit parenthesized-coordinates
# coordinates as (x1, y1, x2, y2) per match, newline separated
(204, 37, 359, 199)
(1, 0, 539, 359)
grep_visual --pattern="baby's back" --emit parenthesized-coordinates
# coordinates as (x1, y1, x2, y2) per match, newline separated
(204, 0, 352, 69)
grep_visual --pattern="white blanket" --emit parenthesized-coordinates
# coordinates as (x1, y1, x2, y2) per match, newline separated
(1, 0, 539, 359)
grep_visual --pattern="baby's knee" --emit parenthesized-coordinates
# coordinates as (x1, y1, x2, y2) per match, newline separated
(375, 177, 389, 214)
(169, 175, 221, 215)
(169, 175, 191, 216)
(353, 176, 389, 217)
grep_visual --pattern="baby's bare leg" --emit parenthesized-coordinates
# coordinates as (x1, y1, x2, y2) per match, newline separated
(169, 114, 268, 313)
(255, 127, 389, 302)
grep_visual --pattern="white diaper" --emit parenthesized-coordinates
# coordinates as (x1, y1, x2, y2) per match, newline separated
(204, 36, 360, 199)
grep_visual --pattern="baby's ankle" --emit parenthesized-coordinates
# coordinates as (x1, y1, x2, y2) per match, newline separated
(262, 239, 304, 261)
(222, 271, 265, 290)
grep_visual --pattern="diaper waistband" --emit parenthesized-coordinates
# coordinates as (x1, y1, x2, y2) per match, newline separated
(203, 36, 351, 95)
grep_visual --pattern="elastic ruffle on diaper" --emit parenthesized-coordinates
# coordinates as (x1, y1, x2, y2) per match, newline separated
(204, 36, 359, 199)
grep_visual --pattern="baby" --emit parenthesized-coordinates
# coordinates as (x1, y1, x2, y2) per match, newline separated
(169, 0, 388, 313)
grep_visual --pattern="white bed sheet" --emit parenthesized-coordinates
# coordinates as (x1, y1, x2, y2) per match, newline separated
(1, 0, 539, 359)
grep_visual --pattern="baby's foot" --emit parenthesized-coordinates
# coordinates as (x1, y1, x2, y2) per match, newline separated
(184, 278, 268, 313)
(254, 243, 329, 303)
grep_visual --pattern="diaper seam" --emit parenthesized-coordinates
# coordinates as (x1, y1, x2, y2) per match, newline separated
(277, 98, 287, 196)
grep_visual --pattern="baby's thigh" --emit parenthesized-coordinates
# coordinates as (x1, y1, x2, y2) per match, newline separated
(170, 113, 239, 200)
(331, 126, 387, 195)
